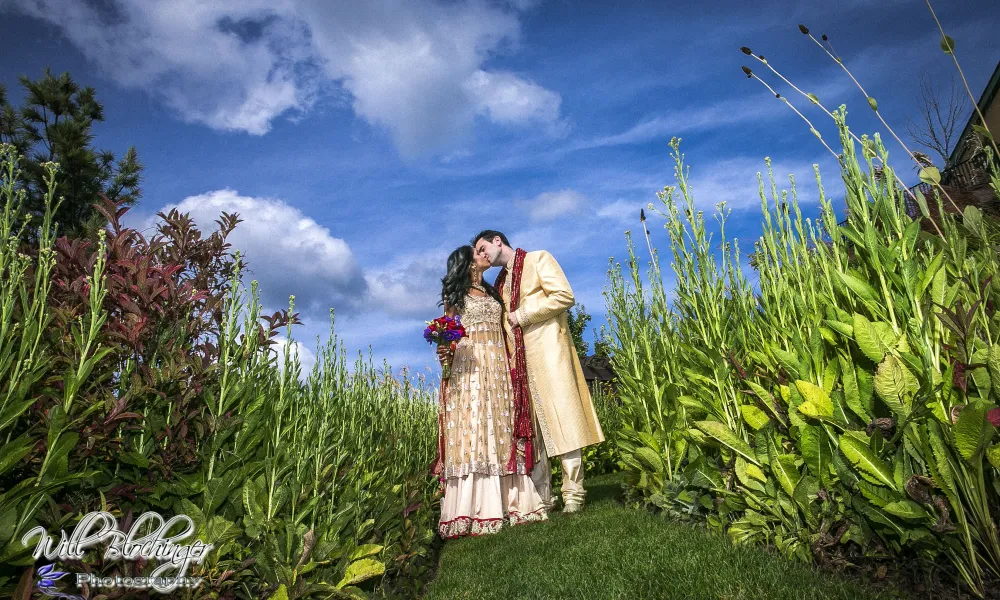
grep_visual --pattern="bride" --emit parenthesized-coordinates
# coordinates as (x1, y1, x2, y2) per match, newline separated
(434, 245, 548, 538)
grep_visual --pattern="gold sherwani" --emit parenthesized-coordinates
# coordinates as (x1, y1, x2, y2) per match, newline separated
(500, 250, 605, 456)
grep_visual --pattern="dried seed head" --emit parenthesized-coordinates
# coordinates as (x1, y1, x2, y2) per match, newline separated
(775, 93, 781, 99)
(740, 46, 752, 55)
(821, 34, 828, 41)
(905, 475, 934, 504)
(798, 24, 809, 35)
(640, 208, 646, 222)
(742, 65, 753, 77)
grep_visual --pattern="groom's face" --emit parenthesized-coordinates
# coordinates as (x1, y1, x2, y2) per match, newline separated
(475, 237, 502, 267)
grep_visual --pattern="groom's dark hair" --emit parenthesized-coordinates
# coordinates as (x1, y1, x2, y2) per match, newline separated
(472, 229, 511, 248)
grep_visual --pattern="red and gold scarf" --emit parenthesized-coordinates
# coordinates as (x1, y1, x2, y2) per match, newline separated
(494, 248, 535, 474)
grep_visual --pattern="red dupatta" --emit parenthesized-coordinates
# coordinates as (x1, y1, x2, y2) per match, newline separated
(493, 248, 535, 474)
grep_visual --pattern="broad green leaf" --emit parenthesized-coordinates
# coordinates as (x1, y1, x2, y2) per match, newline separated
(747, 381, 785, 424)
(988, 344, 1000, 391)
(918, 252, 944, 298)
(735, 458, 766, 492)
(337, 558, 385, 589)
(0, 505, 17, 546)
(823, 319, 853, 339)
(633, 447, 664, 473)
(856, 479, 901, 508)
(771, 453, 800, 497)
(793, 475, 819, 510)
(919, 167, 941, 185)
(840, 435, 896, 488)
(348, 544, 383, 561)
(840, 355, 872, 422)
(772, 347, 801, 379)
(694, 420, 758, 465)
(795, 380, 833, 419)
(931, 265, 947, 308)
(853, 313, 896, 363)
(746, 462, 766, 482)
(637, 431, 662, 454)
(838, 271, 879, 303)
(954, 402, 990, 462)
(822, 361, 838, 396)
(927, 421, 957, 500)
(987, 444, 1000, 471)
(913, 190, 931, 218)
(268, 584, 288, 600)
(874, 355, 917, 418)
(740, 405, 770, 430)
(0, 434, 35, 476)
(973, 123, 994, 142)
(884, 500, 929, 521)
(686, 458, 723, 490)
(799, 424, 830, 486)
(40, 432, 78, 479)
(205, 516, 241, 546)
(0, 397, 36, 433)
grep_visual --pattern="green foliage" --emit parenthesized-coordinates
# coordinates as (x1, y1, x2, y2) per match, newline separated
(566, 304, 591, 358)
(593, 324, 614, 359)
(0, 144, 439, 599)
(0, 69, 142, 238)
(605, 118, 1000, 596)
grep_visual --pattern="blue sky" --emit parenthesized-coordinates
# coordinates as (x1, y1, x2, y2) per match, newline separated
(2, 0, 998, 377)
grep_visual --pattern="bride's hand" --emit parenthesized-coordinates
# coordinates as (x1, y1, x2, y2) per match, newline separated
(436, 344, 453, 364)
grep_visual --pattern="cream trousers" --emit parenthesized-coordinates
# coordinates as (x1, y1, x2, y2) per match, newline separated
(530, 442, 585, 509)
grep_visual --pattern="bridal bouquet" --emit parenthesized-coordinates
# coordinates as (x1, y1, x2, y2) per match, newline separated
(424, 315, 466, 379)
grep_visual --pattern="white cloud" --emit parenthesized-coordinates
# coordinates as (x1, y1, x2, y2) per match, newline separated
(273, 336, 317, 380)
(519, 189, 586, 221)
(148, 189, 367, 316)
(464, 70, 565, 132)
(2, 1, 563, 155)
(7, 0, 313, 134)
(597, 199, 645, 224)
(574, 78, 852, 152)
(363, 252, 446, 317)
(299, 0, 562, 157)
(684, 155, 842, 211)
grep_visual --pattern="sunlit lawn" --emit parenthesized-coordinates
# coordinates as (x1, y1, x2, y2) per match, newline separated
(423, 473, 898, 600)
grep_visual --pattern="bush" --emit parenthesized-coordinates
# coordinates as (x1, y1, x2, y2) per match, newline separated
(0, 145, 439, 599)
(606, 114, 1000, 596)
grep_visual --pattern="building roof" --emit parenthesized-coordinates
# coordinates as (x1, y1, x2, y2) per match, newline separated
(580, 356, 615, 381)
(950, 58, 1000, 165)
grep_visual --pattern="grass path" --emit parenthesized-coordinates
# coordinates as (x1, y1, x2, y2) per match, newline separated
(422, 473, 898, 600)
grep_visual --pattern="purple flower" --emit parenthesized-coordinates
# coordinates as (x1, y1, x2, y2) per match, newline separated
(38, 564, 69, 587)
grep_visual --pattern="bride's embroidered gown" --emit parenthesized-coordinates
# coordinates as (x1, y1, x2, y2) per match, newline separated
(438, 292, 548, 538)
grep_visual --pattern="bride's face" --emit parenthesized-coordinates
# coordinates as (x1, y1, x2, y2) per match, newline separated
(472, 252, 491, 275)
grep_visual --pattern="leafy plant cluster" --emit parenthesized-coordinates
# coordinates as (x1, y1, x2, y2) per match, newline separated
(606, 108, 1000, 595)
(0, 144, 440, 600)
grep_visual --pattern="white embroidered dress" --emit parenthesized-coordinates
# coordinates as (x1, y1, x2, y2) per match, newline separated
(438, 292, 547, 538)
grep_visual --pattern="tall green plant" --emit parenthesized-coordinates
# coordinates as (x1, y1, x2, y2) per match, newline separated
(0, 143, 440, 599)
(606, 32, 1000, 592)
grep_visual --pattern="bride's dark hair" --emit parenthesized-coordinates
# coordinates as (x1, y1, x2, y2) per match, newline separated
(440, 245, 504, 313)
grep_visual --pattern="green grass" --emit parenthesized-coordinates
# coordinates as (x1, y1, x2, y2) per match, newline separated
(423, 473, 898, 600)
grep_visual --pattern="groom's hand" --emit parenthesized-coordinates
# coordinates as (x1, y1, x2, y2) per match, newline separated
(507, 311, 520, 328)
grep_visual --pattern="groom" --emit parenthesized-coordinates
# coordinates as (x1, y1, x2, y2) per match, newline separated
(472, 230, 604, 513)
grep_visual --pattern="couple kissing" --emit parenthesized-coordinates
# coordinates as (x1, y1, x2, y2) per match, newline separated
(432, 230, 604, 539)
